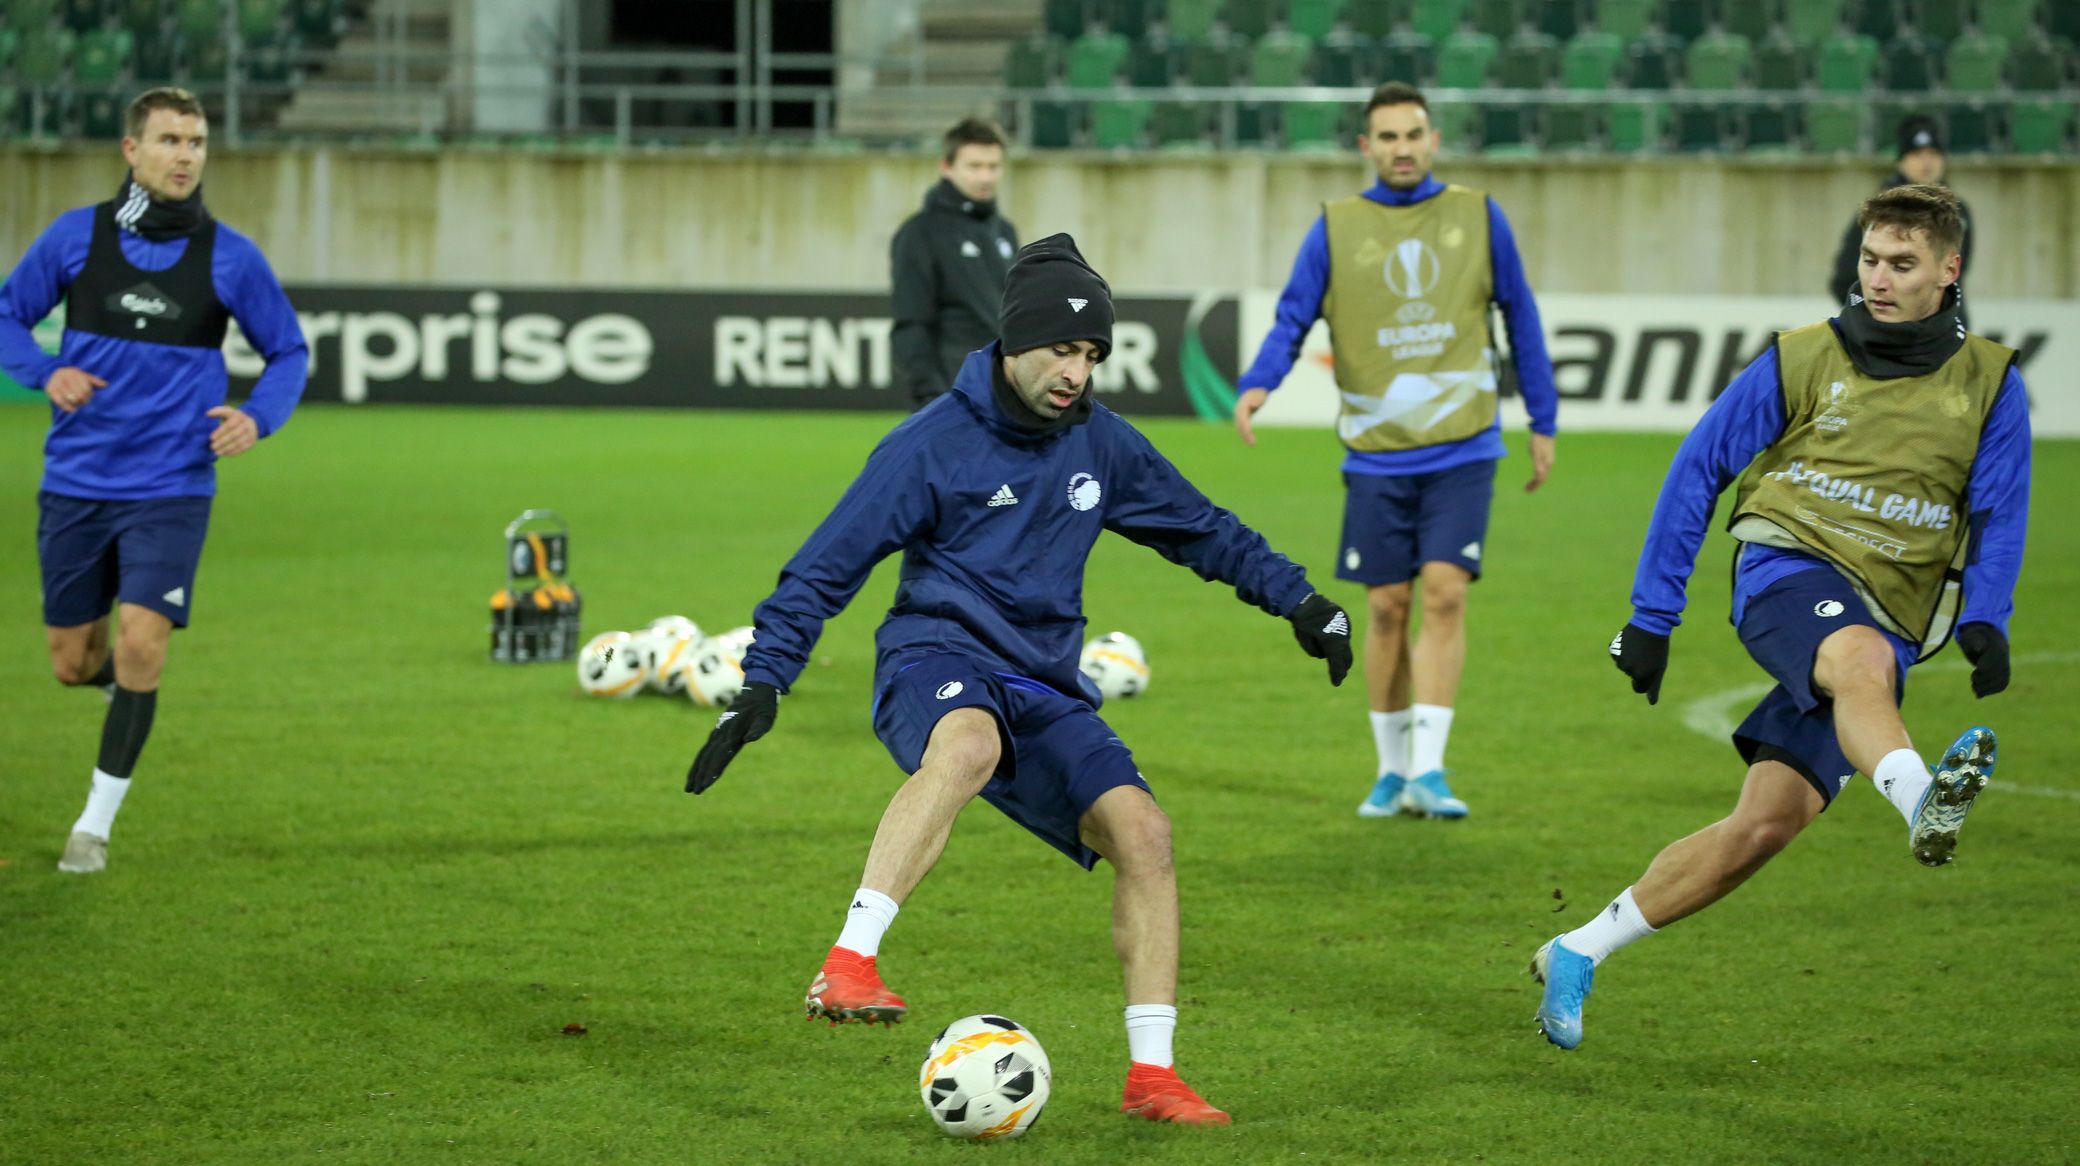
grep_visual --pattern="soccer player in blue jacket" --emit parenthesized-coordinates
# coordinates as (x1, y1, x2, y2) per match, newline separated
(1236, 82, 1559, 821)
(1532, 186, 2026, 1050)
(684, 235, 1353, 1125)
(0, 88, 309, 874)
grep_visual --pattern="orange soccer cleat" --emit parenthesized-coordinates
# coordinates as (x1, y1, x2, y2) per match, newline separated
(1121, 1062, 1231, 1125)
(803, 946, 908, 1026)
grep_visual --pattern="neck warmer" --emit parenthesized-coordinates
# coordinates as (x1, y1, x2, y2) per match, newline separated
(113, 173, 211, 241)
(991, 355, 1093, 437)
(929, 178, 997, 222)
(1834, 283, 1966, 379)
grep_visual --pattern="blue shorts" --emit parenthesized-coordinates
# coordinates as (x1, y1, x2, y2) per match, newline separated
(1731, 567, 1915, 807)
(872, 653, 1152, 870)
(1336, 458, 1496, 585)
(37, 491, 213, 629)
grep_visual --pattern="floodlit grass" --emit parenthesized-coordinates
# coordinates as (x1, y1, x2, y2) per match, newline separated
(2, 404, 2074, 1164)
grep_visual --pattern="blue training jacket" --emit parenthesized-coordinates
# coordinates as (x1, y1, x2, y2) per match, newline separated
(0, 205, 310, 500)
(1240, 174, 1559, 476)
(742, 345, 1319, 705)
(1628, 344, 2032, 640)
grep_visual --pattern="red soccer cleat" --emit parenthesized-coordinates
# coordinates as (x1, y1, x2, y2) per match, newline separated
(1121, 1062, 1231, 1125)
(803, 946, 907, 1026)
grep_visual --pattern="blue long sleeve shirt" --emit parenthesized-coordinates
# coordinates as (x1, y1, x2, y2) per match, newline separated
(1628, 345, 2032, 642)
(0, 206, 309, 499)
(1240, 174, 1558, 476)
(742, 346, 1318, 706)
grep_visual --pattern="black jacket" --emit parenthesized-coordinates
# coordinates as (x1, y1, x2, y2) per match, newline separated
(890, 179, 1018, 405)
(1828, 171, 1972, 326)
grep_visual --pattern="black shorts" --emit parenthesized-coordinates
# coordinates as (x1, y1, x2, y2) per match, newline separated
(37, 491, 212, 628)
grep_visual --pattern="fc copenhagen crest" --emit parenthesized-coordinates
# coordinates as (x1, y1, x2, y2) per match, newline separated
(1383, 238, 1442, 299)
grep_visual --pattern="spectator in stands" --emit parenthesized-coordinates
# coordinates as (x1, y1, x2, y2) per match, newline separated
(890, 118, 1020, 408)
(1828, 115, 1973, 325)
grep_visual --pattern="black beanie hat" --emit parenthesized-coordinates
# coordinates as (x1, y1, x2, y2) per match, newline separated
(998, 232, 1113, 360)
(1897, 115, 1943, 158)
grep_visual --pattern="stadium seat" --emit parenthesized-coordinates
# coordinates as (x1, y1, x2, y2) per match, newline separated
(1347, 0, 1412, 37)
(1751, 31, 1807, 89)
(1815, 30, 1877, 91)
(1686, 27, 1751, 87)
(1313, 30, 1376, 84)
(1044, 0, 1087, 41)
(1228, 0, 1276, 38)
(245, 25, 293, 82)
(1103, 0, 1155, 38)
(118, 0, 164, 40)
(1467, 0, 1518, 39)
(1530, 0, 1579, 39)
(1783, 0, 1848, 48)
(1624, 31, 1685, 88)
(1744, 101, 1800, 150)
(1805, 98, 1863, 150)
(1880, 32, 1939, 90)
(1066, 28, 1130, 87)
(1437, 27, 1498, 85)
(1378, 30, 1437, 82)
(1606, 98, 1667, 150)
(1725, 0, 1778, 42)
(1977, 0, 2039, 43)
(1030, 99, 1077, 147)
(1543, 100, 1597, 148)
(61, 0, 106, 33)
(1594, 0, 1656, 42)
(73, 25, 131, 85)
(2008, 98, 2072, 152)
(290, 0, 340, 45)
(1253, 27, 1313, 82)
(1496, 27, 1557, 86)
(1005, 34, 1058, 89)
(1903, 0, 1966, 41)
(1561, 26, 1621, 87)
(1091, 98, 1151, 147)
(173, 0, 221, 38)
(1944, 102, 1999, 152)
(1128, 33, 1175, 85)
(1289, 0, 1349, 39)
(8, 0, 61, 26)
(1285, 100, 1349, 145)
(133, 26, 176, 79)
(1663, 0, 1709, 43)
(1853, 0, 1897, 40)
(1432, 96, 1479, 145)
(79, 87, 123, 135)
(15, 24, 74, 85)
(1481, 101, 1539, 151)
(1944, 31, 2007, 94)
(2008, 33, 2070, 91)
(2050, 0, 2080, 42)
(182, 32, 227, 82)
(1410, 0, 1467, 41)
(1167, 0, 1221, 40)
(1151, 99, 1210, 146)
(237, 0, 278, 40)
(1181, 33, 1245, 84)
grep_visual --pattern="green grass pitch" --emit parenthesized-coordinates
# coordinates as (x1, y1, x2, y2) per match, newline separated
(2, 404, 2075, 1164)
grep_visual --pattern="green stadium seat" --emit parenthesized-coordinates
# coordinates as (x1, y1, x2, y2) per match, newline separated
(2050, 0, 2080, 42)
(7, 0, 61, 26)
(1252, 28, 1314, 83)
(1436, 27, 1497, 85)
(1561, 27, 1621, 87)
(1726, 0, 1778, 42)
(1235, 101, 1271, 143)
(1467, 0, 1519, 39)
(2008, 98, 2072, 152)
(1944, 32, 2007, 94)
(1091, 98, 1151, 147)
(1432, 97, 1479, 146)
(1544, 101, 1597, 148)
(1663, 1, 1708, 43)
(1805, 98, 1863, 150)
(1495, 27, 1557, 86)
(1783, 0, 1848, 48)
(1752, 32, 1807, 89)
(1815, 30, 1876, 91)
(1031, 99, 1077, 147)
(1378, 30, 1436, 82)
(1624, 32, 1685, 88)
(1605, 98, 1667, 150)
(1151, 99, 1210, 145)
(1685, 28, 1750, 88)
(1853, 0, 1896, 40)
(1044, 0, 1087, 40)
(0, 26, 17, 75)
(133, 26, 176, 78)
(1943, 102, 1999, 152)
(80, 89, 124, 135)
(1167, 0, 1220, 40)
(290, 0, 340, 45)
(119, 0, 164, 39)
(1880, 32, 1939, 90)
(1410, 0, 1467, 41)
(1228, 0, 1276, 39)
(1182, 33, 1245, 84)
(245, 25, 294, 82)
(15, 24, 74, 85)
(237, 0, 278, 40)
(1481, 102, 1539, 151)
(182, 32, 228, 83)
(73, 25, 131, 85)
(1285, 100, 1349, 145)
(1673, 103, 1730, 151)
(1977, 0, 2039, 43)
(1903, 0, 1965, 41)
(2008, 33, 2069, 91)
(1531, 0, 1578, 39)
(1128, 33, 1174, 85)
(1066, 28, 1130, 87)
(1594, 0, 1656, 42)
(1289, 0, 1349, 39)
(1005, 34, 1058, 90)
(173, 0, 221, 38)
(1347, 0, 1412, 37)
(1744, 102, 1800, 150)
(61, 0, 106, 33)
(1313, 30, 1376, 84)
(1103, 0, 1155, 38)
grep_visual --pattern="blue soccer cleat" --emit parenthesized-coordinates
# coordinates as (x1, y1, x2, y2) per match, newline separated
(1357, 772, 1407, 818)
(1912, 725, 1996, 867)
(1402, 770, 1468, 819)
(1530, 937, 1594, 1050)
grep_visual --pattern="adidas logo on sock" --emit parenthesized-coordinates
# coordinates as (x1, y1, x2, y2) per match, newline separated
(1323, 611, 1350, 636)
(986, 484, 1019, 507)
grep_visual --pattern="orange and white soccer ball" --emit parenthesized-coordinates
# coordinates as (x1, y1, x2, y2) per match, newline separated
(919, 1015, 1051, 1140)
(682, 638, 747, 708)
(639, 627, 701, 696)
(1079, 631, 1150, 700)
(577, 631, 647, 698)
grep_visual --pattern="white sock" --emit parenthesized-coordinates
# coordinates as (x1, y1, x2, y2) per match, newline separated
(1410, 703, 1455, 775)
(72, 768, 131, 840)
(1369, 708, 1411, 777)
(834, 887, 900, 958)
(1561, 886, 1658, 966)
(1871, 748, 1934, 824)
(1124, 1003, 1177, 1068)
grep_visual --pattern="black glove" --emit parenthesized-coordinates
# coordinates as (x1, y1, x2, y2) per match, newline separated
(1609, 622, 1670, 705)
(1288, 592, 1353, 687)
(1955, 622, 2009, 698)
(685, 682, 781, 794)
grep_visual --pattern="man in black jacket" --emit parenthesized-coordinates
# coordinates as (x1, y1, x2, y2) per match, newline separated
(1827, 115, 1972, 325)
(891, 118, 1018, 408)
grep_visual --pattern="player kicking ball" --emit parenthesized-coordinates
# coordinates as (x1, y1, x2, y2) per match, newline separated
(684, 234, 1353, 1124)
(1533, 185, 2028, 1050)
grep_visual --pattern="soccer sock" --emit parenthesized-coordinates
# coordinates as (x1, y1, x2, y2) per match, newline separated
(1369, 708, 1411, 776)
(1561, 886, 1658, 965)
(87, 656, 115, 688)
(98, 686, 157, 780)
(1410, 703, 1455, 775)
(1124, 1004, 1177, 1069)
(1871, 747, 1934, 824)
(834, 888, 901, 959)
(72, 768, 132, 840)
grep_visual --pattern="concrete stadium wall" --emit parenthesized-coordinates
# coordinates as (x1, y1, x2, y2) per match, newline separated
(3, 145, 2075, 300)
